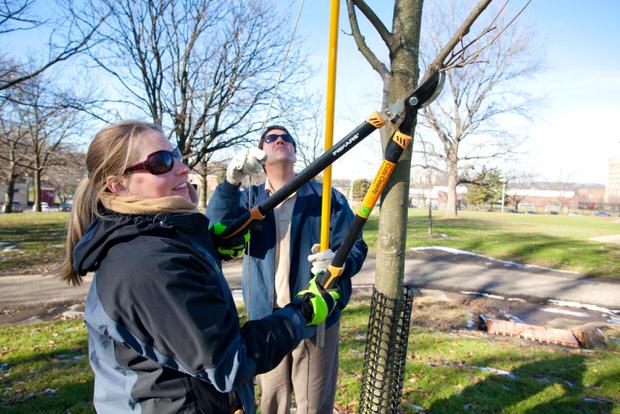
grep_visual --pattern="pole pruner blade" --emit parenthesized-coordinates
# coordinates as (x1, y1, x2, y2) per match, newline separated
(407, 71, 446, 111)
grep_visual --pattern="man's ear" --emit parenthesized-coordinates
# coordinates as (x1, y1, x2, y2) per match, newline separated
(106, 175, 129, 195)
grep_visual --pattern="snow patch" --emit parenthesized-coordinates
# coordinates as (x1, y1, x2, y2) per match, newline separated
(461, 291, 505, 300)
(540, 307, 589, 318)
(547, 299, 618, 316)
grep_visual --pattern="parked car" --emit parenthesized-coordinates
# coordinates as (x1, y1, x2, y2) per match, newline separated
(59, 203, 72, 212)
(1, 201, 24, 213)
(593, 211, 610, 217)
(32, 202, 50, 211)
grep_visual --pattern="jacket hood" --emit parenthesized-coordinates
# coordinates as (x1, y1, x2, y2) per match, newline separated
(73, 211, 211, 276)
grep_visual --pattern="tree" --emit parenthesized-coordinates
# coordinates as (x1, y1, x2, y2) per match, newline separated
(44, 148, 86, 204)
(84, 0, 309, 170)
(0, 0, 106, 91)
(352, 178, 371, 201)
(346, 0, 528, 410)
(466, 167, 503, 209)
(0, 95, 31, 212)
(419, 1, 541, 217)
(11, 74, 84, 210)
(279, 91, 326, 170)
(346, 0, 504, 293)
(413, 139, 442, 234)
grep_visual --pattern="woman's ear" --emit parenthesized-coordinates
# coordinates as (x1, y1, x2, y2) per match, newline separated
(106, 175, 129, 195)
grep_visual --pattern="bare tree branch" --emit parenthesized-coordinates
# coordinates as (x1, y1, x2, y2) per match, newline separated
(0, 1, 108, 91)
(346, 0, 389, 78)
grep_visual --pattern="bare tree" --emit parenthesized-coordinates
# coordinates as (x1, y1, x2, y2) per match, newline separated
(11, 75, 84, 210)
(419, 0, 540, 217)
(277, 91, 326, 169)
(44, 148, 86, 204)
(346, 0, 511, 294)
(413, 138, 443, 234)
(0, 0, 106, 91)
(83, 0, 309, 169)
(346, 1, 534, 409)
(0, 95, 31, 212)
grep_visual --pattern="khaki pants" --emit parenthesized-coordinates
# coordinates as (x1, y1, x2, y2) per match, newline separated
(257, 320, 340, 414)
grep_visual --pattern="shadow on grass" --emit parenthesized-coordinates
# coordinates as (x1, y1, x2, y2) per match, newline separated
(0, 222, 66, 244)
(1, 380, 94, 414)
(1, 342, 93, 414)
(425, 354, 614, 414)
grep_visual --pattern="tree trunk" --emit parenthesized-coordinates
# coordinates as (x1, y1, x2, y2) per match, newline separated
(33, 168, 41, 211)
(3, 173, 17, 213)
(445, 150, 458, 217)
(199, 173, 208, 211)
(446, 160, 457, 217)
(375, 0, 423, 299)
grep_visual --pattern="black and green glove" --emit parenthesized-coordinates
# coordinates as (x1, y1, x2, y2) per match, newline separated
(293, 275, 341, 326)
(209, 222, 250, 261)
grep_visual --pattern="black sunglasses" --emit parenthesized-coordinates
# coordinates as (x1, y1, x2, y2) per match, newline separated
(263, 133, 295, 145)
(124, 148, 183, 175)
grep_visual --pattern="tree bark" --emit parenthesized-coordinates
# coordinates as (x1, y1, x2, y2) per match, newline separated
(374, 0, 423, 299)
(446, 150, 459, 217)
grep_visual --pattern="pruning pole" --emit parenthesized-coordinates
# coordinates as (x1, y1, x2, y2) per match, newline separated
(317, 0, 340, 348)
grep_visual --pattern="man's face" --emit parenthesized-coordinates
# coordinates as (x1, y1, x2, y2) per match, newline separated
(262, 128, 297, 167)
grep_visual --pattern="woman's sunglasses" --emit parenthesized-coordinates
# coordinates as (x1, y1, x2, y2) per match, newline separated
(263, 133, 295, 145)
(124, 148, 183, 175)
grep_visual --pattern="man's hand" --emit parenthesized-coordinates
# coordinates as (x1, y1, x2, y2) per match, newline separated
(307, 243, 336, 276)
(209, 222, 250, 261)
(226, 148, 266, 185)
(292, 277, 340, 326)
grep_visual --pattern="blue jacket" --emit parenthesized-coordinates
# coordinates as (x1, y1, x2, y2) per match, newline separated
(207, 180, 368, 325)
(74, 211, 308, 413)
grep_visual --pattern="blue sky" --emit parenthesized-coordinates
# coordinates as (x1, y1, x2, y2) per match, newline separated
(5, 1, 619, 185)
(290, 0, 620, 185)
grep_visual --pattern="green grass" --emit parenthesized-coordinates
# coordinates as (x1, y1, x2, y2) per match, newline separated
(0, 212, 68, 274)
(1, 209, 619, 278)
(364, 209, 620, 278)
(1, 303, 618, 413)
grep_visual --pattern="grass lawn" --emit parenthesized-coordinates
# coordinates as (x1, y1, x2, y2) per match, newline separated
(1, 209, 619, 278)
(364, 209, 620, 278)
(0, 212, 68, 275)
(1, 302, 619, 413)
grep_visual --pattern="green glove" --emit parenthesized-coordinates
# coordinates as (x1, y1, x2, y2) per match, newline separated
(294, 275, 341, 326)
(209, 222, 250, 261)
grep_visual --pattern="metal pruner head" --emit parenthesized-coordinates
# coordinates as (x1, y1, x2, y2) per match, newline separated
(407, 71, 446, 110)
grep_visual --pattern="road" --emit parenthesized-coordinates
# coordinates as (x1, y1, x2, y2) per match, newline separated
(1, 249, 619, 310)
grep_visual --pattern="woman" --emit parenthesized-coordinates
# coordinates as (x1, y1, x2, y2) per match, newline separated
(60, 120, 337, 413)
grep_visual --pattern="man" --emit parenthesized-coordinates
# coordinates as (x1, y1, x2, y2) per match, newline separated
(207, 125, 367, 413)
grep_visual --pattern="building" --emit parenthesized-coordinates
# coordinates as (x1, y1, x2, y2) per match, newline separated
(606, 157, 620, 203)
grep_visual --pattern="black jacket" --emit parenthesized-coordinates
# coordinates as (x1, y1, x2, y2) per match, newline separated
(74, 211, 307, 413)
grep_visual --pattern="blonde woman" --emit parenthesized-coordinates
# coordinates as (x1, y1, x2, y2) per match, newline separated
(61, 120, 339, 414)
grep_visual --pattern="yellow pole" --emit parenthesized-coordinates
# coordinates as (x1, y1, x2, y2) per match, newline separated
(321, 0, 340, 251)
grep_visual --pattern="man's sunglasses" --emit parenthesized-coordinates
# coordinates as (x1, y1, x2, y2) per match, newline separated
(263, 133, 295, 145)
(124, 148, 183, 175)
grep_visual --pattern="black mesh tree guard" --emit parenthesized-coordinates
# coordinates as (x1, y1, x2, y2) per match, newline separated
(359, 286, 414, 414)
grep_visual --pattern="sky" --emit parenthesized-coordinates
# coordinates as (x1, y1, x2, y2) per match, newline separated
(4, 1, 619, 186)
(287, 0, 620, 185)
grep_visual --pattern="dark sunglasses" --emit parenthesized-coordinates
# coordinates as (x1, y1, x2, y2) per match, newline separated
(124, 148, 183, 175)
(263, 133, 295, 145)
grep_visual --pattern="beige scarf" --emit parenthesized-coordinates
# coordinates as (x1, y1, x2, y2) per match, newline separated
(100, 184, 199, 215)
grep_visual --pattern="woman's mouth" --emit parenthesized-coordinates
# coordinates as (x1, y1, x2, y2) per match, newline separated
(172, 182, 188, 191)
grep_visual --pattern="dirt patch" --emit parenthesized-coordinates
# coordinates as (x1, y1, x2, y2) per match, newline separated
(589, 234, 620, 244)
(0, 300, 84, 325)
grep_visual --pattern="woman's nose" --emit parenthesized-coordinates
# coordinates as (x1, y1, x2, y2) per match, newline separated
(176, 159, 189, 175)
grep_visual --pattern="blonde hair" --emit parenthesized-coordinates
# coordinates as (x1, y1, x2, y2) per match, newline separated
(59, 120, 163, 285)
